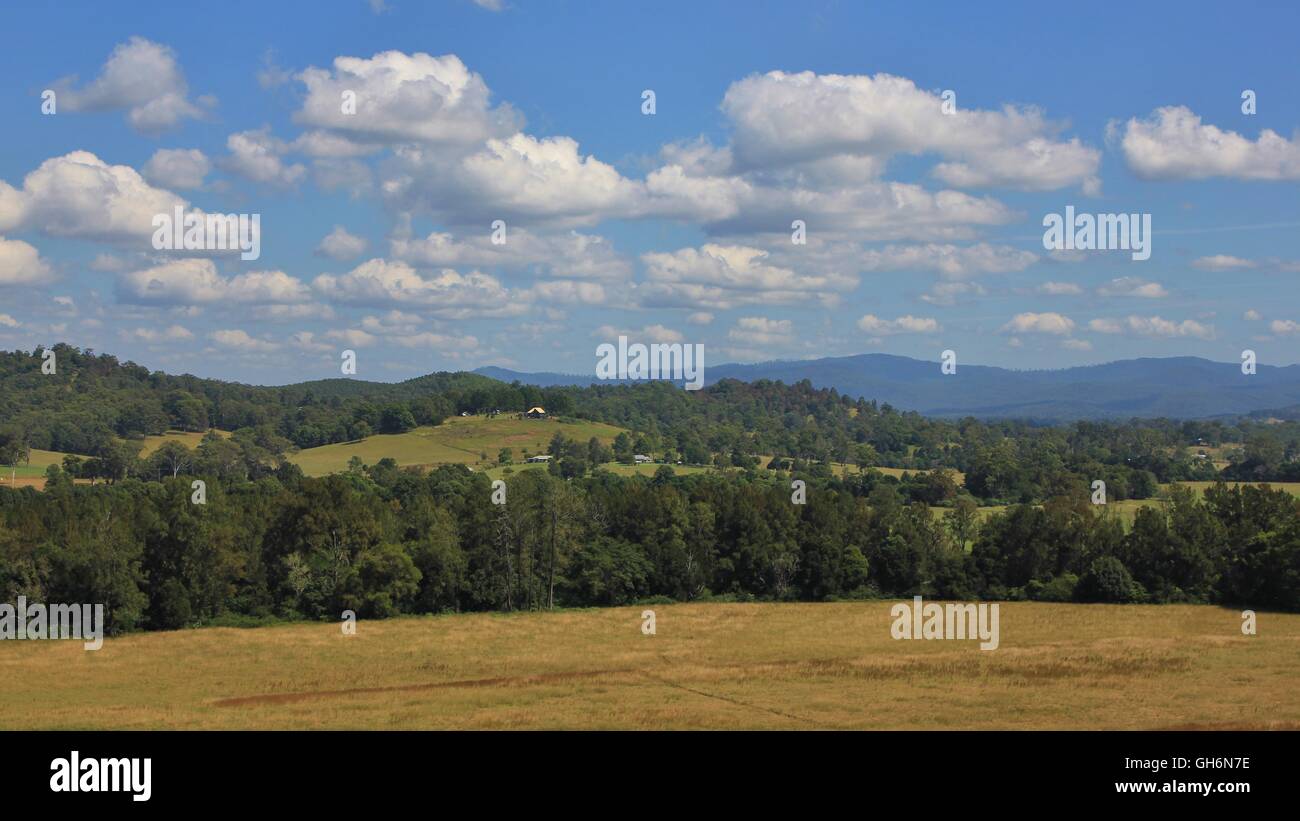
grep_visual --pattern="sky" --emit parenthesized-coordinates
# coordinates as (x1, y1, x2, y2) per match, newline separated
(0, 0, 1298, 384)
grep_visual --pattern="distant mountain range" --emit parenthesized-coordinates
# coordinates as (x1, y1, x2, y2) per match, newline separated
(475, 355, 1300, 420)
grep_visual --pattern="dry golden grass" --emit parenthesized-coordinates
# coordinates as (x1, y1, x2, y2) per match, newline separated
(1, 602, 1294, 730)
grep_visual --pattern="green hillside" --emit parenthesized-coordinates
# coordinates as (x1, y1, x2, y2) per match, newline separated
(289, 415, 628, 475)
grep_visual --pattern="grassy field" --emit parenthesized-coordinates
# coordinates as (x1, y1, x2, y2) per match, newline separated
(136, 429, 228, 456)
(0, 601, 1294, 730)
(0, 449, 89, 489)
(289, 416, 629, 476)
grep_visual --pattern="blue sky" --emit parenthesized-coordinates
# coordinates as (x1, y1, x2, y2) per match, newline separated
(1, 0, 1298, 383)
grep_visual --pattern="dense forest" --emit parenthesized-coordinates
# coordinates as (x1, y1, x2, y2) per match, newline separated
(2, 466, 1297, 633)
(1, 344, 1298, 631)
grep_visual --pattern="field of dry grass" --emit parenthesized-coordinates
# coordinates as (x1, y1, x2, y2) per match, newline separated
(1, 602, 1294, 730)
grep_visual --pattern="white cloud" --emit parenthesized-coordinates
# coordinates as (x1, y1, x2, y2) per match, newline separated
(312, 258, 522, 317)
(118, 259, 311, 305)
(294, 51, 520, 148)
(728, 316, 794, 346)
(1001, 312, 1075, 335)
(210, 329, 279, 352)
(316, 225, 369, 261)
(50, 37, 208, 134)
(0, 314, 20, 328)
(0, 151, 186, 242)
(1116, 106, 1300, 181)
(390, 331, 481, 350)
(687, 312, 714, 325)
(324, 328, 378, 348)
(857, 242, 1037, 280)
(1269, 319, 1300, 336)
(1244, 309, 1262, 321)
(525, 280, 607, 305)
(122, 325, 193, 343)
(0, 236, 51, 285)
(1096, 277, 1168, 298)
(391, 227, 631, 280)
(1037, 281, 1083, 295)
(1088, 315, 1215, 340)
(592, 324, 685, 344)
(223, 129, 306, 187)
(1191, 254, 1257, 271)
(640, 243, 854, 309)
(721, 70, 1099, 191)
(1062, 338, 1092, 351)
(143, 148, 210, 190)
(856, 314, 940, 335)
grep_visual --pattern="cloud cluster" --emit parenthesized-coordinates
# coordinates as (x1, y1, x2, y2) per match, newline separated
(1116, 106, 1300, 181)
(50, 37, 209, 134)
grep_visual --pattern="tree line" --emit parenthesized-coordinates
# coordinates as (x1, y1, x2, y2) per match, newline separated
(2, 462, 1296, 635)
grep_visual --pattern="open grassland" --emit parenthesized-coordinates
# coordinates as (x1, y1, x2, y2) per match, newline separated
(1168, 480, 1300, 498)
(288, 416, 628, 476)
(0, 449, 91, 489)
(0, 602, 1294, 730)
(135, 429, 228, 456)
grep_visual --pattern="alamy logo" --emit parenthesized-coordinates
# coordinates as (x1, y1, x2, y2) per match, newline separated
(1042, 205, 1151, 261)
(151, 206, 261, 260)
(890, 595, 1000, 651)
(596, 336, 704, 390)
(0, 596, 104, 650)
(50, 751, 151, 802)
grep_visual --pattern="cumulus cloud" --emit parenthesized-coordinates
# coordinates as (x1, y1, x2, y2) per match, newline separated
(118, 259, 311, 305)
(316, 225, 369, 261)
(0, 151, 186, 242)
(1001, 312, 1075, 335)
(122, 324, 193, 343)
(222, 129, 307, 187)
(1268, 319, 1300, 336)
(0, 236, 51, 285)
(210, 329, 279, 352)
(390, 227, 630, 280)
(920, 281, 986, 306)
(728, 316, 794, 346)
(1116, 106, 1300, 181)
(143, 148, 210, 190)
(720, 70, 1100, 191)
(856, 314, 940, 336)
(640, 244, 855, 309)
(592, 324, 685, 344)
(1191, 254, 1257, 271)
(857, 242, 1037, 280)
(392, 133, 644, 227)
(311, 258, 522, 318)
(1096, 277, 1168, 298)
(1088, 315, 1215, 340)
(49, 37, 208, 134)
(293, 51, 520, 148)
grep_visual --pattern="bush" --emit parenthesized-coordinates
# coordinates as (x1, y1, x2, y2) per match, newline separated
(1075, 557, 1139, 603)
(1026, 573, 1078, 602)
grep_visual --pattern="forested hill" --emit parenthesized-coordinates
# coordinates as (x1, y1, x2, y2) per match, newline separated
(477, 354, 1300, 420)
(4, 344, 1300, 490)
